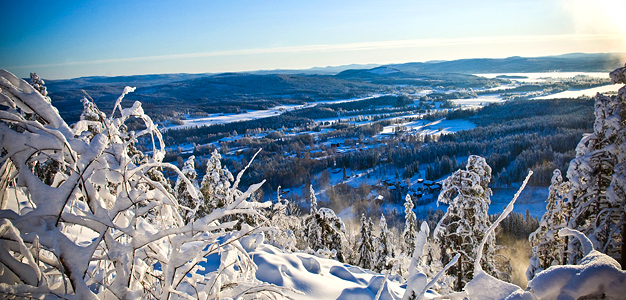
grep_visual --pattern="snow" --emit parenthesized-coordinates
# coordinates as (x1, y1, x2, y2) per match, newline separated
(464, 271, 521, 300)
(448, 94, 504, 107)
(379, 118, 476, 136)
(249, 243, 406, 300)
(533, 83, 619, 99)
(506, 228, 626, 300)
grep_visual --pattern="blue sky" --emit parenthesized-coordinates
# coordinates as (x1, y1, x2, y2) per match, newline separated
(1, 0, 624, 79)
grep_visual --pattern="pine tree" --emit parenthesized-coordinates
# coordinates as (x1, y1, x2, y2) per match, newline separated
(566, 65, 626, 267)
(356, 213, 375, 269)
(373, 213, 396, 273)
(433, 155, 497, 291)
(527, 169, 570, 279)
(402, 194, 418, 256)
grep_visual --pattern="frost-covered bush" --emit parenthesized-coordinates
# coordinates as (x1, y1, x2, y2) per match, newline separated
(0, 70, 283, 300)
(265, 187, 301, 252)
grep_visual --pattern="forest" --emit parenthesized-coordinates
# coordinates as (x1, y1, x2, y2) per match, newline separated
(175, 98, 594, 196)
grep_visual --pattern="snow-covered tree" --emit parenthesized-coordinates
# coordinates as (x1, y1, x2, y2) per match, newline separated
(29, 72, 50, 102)
(199, 149, 235, 214)
(527, 169, 570, 279)
(0, 70, 284, 299)
(303, 186, 346, 261)
(356, 213, 375, 269)
(402, 194, 418, 256)
(265, 187, 300, 252)
(174, 155, 202, 223)
(566, 64, 626, 266)
(308, 183, 317, 214)
(433, 155, 498, 291)
(373, 214, 396, 273)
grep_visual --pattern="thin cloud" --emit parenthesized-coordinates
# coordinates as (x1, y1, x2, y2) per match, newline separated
(10, 34, 622, 70)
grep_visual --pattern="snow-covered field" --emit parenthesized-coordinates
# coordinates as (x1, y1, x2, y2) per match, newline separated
(379, 118, 476, 136)
(449, 94, 504, 107)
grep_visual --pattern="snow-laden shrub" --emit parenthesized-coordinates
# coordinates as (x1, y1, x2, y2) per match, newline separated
(265, 187, 300, 252)
(0, 70, 284, 300)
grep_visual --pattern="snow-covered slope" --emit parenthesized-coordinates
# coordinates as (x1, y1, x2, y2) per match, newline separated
(252, 244, 408, 300)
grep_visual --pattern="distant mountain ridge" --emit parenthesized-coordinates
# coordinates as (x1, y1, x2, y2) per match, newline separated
(384, 52, 625, 74)
(43, 52, 624, 123)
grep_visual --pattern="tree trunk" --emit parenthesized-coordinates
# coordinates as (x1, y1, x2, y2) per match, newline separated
(622, 222, 625, 270)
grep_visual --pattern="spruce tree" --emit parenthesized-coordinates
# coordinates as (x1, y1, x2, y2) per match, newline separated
(356, 213, 375, 269)
(527, 169, 570, 279)
(402, 194, 418, 256)
(29, 72, 50, 102)
(373, 214, 396, 273)
(266, 187, 300, 252)
(309, 183, 317, 214)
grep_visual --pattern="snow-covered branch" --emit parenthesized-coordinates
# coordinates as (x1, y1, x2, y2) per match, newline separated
(0, 70, 285, 300)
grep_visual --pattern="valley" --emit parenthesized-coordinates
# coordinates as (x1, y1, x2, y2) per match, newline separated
(44, 55, 621, 225)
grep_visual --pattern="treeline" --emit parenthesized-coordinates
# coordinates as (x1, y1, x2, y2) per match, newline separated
(494, 210, 540, 243)
(162, 114, 315, 146)
(177, 98, 594, 193)
(329, 99, 593, 186)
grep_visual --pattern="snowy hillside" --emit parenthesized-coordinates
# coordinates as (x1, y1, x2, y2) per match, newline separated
(251, 244, 408, 300)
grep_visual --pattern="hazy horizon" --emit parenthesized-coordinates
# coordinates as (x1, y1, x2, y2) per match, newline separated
(6, 51, 624, 81)
(2, 0, 625, 79)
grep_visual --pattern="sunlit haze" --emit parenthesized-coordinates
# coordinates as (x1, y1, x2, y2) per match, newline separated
(1, 0, 624, 79)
